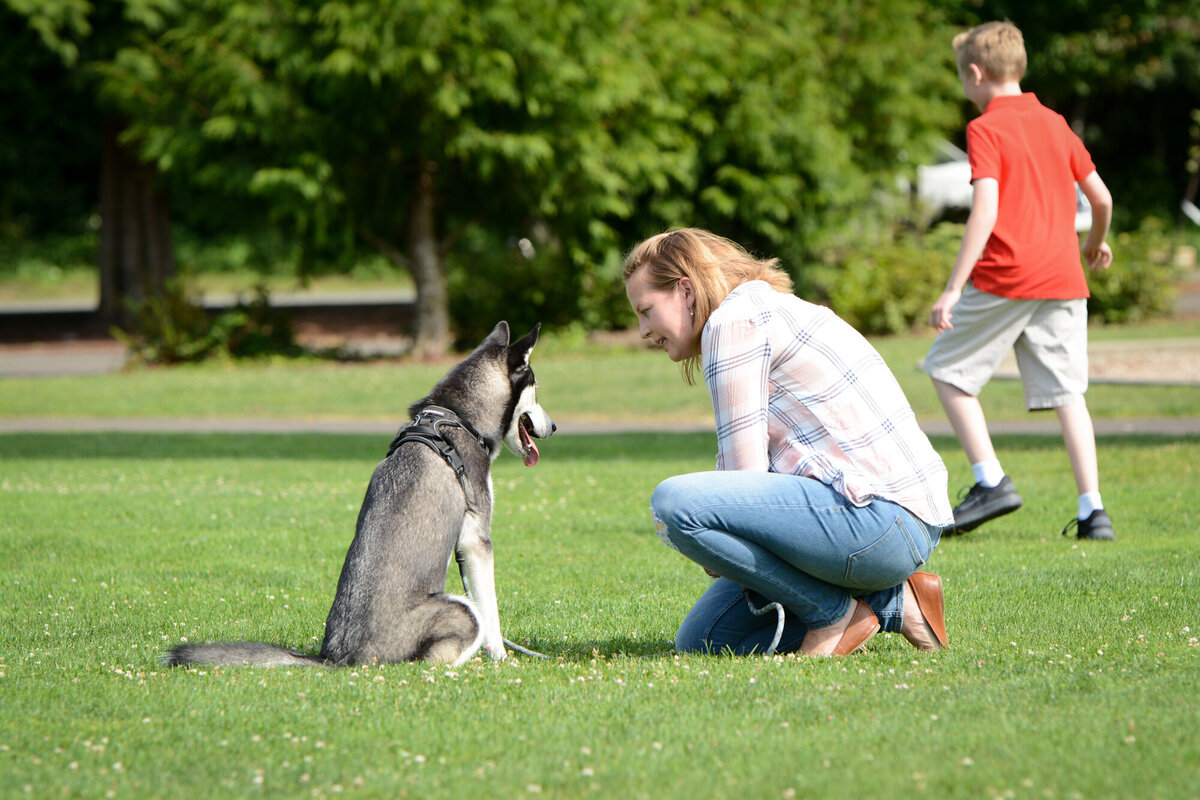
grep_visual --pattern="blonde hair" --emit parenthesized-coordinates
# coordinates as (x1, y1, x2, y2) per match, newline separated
(622, 228, 793, 383)
(953, 21, 1026, 81)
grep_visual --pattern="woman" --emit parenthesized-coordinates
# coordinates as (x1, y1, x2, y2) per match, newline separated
(624, 229, 954, 656)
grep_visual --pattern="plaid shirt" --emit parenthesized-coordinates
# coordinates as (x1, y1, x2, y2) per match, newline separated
(702, 282, 954, 528)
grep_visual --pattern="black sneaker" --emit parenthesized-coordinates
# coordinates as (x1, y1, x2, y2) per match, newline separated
(949, 476, 1023, 534)
(1062, 509, 1116, 541)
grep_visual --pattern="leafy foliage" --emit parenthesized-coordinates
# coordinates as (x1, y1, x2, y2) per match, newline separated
(1087, 219, 1182, 323)
(8, 0, 1191, 344)
(803, 223, 963, 335)
(112, 281, 299, 364)
(80, 0, 962, 338)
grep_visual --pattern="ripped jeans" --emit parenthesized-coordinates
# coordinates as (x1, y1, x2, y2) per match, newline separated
(650, 471, 941, 655)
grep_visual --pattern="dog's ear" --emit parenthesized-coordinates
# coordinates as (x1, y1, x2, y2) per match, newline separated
(510, 323, 540, 354)
(481, 321, 510, 349)
(507, 323, 540, 372)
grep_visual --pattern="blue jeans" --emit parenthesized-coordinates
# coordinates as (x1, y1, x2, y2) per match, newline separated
(651, 471, 941, 655)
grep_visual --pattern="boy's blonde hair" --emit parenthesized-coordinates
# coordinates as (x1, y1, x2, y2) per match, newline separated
(953, 21, 1026, 81)
(622, 228, 793, 384)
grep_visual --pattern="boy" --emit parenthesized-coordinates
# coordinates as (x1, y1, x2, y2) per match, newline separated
(923, 21, 1116, 540)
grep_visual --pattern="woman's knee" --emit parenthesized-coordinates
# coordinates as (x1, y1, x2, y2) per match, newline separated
(650, 474, 698, 533)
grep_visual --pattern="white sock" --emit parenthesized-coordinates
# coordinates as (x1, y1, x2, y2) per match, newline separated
(1078, 491, 1103, 520)
(971, 460, 1005, 489)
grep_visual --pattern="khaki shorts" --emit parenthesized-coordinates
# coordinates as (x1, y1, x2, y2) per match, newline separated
(923, 285, 1088, 410)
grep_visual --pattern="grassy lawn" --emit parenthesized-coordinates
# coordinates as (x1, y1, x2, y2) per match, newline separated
(3, 318, 1200, 426)
(2, 428, 1198, 798)
(2, 320, 1199, 797)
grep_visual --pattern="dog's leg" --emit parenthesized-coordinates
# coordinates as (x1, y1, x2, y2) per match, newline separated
(456, 511, 506, 659)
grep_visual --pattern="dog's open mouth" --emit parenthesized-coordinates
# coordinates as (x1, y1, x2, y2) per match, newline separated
(518, 414, 539, 467)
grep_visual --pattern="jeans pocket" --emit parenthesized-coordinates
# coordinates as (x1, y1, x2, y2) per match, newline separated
(844, 515, 929, 590)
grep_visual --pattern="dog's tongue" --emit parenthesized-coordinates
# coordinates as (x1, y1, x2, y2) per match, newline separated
(519, 420, 539, 467)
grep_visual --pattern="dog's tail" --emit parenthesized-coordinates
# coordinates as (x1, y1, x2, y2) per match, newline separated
(164, 641, 326, 668)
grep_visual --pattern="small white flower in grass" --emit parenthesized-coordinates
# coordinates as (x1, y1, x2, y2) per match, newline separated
(960, 757, 974, 766)
(581, 767, 594, 777)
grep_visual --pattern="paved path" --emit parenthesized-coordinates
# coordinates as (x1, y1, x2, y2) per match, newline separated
(1, 296, 1197, 437)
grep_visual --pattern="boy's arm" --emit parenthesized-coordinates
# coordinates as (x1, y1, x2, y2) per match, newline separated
(1078, 170, 1113, 270)
(929, 178, 998, 332)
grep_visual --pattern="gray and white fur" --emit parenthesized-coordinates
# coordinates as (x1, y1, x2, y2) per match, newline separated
(165, 321, 555, 669)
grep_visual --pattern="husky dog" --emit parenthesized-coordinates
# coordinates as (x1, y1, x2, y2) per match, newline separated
(166, 321, 555, 668)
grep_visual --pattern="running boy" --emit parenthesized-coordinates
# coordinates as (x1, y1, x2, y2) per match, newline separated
(924, 21, 1116, 540)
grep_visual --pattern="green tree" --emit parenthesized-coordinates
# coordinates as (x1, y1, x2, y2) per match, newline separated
(94, 0, 674, 353)
(937, 0, 1200, 222)
(4, 0, 179, 323)
(93, 0, 961, 349)
(7, 1, 961, 348)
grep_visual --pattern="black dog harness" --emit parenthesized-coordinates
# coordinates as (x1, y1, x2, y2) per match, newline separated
(386, 405, 490, 508)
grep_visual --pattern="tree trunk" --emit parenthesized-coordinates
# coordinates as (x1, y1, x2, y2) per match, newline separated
(98, 119, 175, 325)
(407, 161, 451, 357)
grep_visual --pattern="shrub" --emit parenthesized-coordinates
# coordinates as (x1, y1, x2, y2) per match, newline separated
(800, 218, 1182, 334)
(112, 281, 299, 364)
(800, 223, 961, 335)
(1086, 219, 1180, 324)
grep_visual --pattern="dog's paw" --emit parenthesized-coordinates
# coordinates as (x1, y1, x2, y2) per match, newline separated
(486, 642, 508, 660)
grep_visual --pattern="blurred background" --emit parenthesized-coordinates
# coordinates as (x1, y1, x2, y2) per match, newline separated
(2, 0, 1197, 359)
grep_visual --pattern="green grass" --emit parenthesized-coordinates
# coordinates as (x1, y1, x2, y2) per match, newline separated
(3, 319, 1200, 426)
(1, 430, 1197, 798)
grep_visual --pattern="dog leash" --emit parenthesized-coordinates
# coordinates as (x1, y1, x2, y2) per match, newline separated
(743, 590, 786, 656)
(453, 551, 550, 660)
(389, 406, 550, 660)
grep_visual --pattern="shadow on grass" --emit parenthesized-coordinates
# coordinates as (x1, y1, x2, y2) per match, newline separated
(0, 430, 1189, 462)
(0, 430, 723, 462)
(509, 636, 678, 661)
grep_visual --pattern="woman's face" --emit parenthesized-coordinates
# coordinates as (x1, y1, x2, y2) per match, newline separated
(626, 266, 697, 362)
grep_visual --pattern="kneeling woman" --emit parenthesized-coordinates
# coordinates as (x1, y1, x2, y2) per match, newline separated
(624, 229, 954, 656)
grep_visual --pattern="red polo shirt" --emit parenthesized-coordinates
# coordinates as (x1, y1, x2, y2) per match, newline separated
(966, 93, 1096, 299)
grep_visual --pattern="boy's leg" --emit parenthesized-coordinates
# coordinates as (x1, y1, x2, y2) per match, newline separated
(1056, 400, 1099, 496)
(1016, 298, 1113, 540)
(1054, 401, 1112, 538)
(924, 286, 1034, 532)
(935, 386, 1023, 533)
(933, 378, 997, 466)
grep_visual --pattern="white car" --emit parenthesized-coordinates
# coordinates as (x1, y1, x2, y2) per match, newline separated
(913, 140, 1093, 231)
